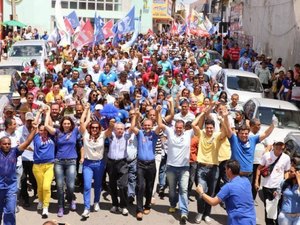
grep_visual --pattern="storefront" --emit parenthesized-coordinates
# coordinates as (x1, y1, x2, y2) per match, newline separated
(152, 0, 173, 33)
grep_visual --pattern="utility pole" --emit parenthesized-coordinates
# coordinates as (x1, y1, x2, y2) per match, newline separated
(11, 0, 17, 20)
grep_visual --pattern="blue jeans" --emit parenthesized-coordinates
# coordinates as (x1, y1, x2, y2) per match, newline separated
(278, 212, 300, 225)
(127, 159, 137, 198)
(0, 189, 17, 225)
(83, 159, 106, 210)
(196, 164, 219, 216)
(159, 154, 167, 189)
(166, 165, 189, 216)
(54, 159, 77, 208)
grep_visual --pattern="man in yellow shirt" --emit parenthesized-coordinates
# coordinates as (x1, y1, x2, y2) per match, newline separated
(45, 82, 64, 103)
(192, 110, 226, 224)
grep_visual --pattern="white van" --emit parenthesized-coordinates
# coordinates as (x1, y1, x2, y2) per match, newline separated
(216, 69, 264, 103)
(8, 40, 50, 70)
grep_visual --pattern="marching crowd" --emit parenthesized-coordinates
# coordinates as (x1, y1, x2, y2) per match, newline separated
(0, 28, 300, 225)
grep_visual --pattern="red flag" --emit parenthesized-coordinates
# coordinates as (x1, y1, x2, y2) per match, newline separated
(102, 19, 114, 39)
(64, 17, 74, 35)
(170, 21, 178, 35)
(147, 28, 154, 36)
(73, 19, 94, 49)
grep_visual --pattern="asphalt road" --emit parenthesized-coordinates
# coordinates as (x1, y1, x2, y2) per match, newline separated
(16, 185, 266, 225)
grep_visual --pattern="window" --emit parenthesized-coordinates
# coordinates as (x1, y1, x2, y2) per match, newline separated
(70, 1, 78, 9)
(79, 1, 86, 9)
(106, 3, 113, 10)
(88, 2, 95, 9)
(61, 1, 69, 8)
(97, 3, 104, 10)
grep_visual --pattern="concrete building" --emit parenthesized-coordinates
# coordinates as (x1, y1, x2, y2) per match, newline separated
(238, 0, 300, 67)
(2, 0, 153, 34)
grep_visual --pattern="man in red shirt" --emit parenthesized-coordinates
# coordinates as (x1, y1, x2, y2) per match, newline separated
(229, 43, 240, 69)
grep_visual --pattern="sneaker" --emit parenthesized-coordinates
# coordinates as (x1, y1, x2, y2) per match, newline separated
(151, 197, 156, 205)
(180, 215, 188, 225)
(168, 207, 176, 213)
(42, 208, 48, 219)
(94, 203, 100, 212)
(57, 208, 64, 217)
(110, 206, 119, 213)
(37, 202, 43, 210)
(158, 188, 165, 199)
(121, 208, 128, 216)
(136, 212, 143, 221)
(195, 213, 203, 224)
(70, 200, 76, 211)
(204, 216, 212, 223)
(81, 209, 90, 218)
(143, 209, 151, 215)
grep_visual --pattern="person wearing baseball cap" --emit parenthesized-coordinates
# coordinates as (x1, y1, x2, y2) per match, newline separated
(19, 112, 37, 208)
(11, 92, 22, 111)
(255, 136, 291, 225)
(0, 105, 23, 132)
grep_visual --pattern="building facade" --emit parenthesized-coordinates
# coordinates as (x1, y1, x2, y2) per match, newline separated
(2, 0, 153, 34)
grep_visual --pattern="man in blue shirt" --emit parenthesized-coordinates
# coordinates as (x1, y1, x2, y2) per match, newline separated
(222, 111, 275, 182)
(196, 160, 256, 225)
(98, 64, 117, 88)
(129, 108, 160, 221)
(0, 123, 37, 225)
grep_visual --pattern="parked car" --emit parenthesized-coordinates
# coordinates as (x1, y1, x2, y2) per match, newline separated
(284, 132, 300, 158)
(8, 40, 50, 70)
(243, 98, 300, 142)
(195, 49, 224, 67)
(0, 60, 27, 71)
(216, 69, 264, 103)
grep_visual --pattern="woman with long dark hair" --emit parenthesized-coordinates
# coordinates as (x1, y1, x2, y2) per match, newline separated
(79, 104, 114, 218)
(44, 106, 79, 217)
(278, 158, 300, 225)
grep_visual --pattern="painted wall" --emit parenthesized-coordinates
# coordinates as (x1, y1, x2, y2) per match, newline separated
(242, 0, 300, 67)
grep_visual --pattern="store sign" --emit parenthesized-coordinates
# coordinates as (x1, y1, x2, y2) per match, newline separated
(153, 0, 172, 19)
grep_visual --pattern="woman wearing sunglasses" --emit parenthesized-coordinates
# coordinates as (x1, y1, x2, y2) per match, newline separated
(79, 103, 115, 218)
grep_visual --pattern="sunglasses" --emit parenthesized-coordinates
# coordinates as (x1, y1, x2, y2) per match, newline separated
(91, 126, 99, 129)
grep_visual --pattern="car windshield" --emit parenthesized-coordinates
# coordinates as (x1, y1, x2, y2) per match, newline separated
(10, 45, 42, 57)
(256, 107, 300, 129)
(227, 75, 263, 92)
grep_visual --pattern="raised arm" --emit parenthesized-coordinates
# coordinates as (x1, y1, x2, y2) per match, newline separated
(129, 108, 140, 135)
(18, 122, 38, 151)
(44, 105, 56, 135)
(192, 112, 205, 137)
(79, 103, 91, 134)
(104, 119, 116, 138)
(259, 122, 275, 142)
(157, 105, 166, 131)
(221, 110, 233, 138)
(165, 96, 174, 123)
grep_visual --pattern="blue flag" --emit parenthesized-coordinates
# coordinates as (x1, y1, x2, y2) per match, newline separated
(179, 24, 187, 35)
(112, 6, 135, 35)
(94, 12, 105, 44)
(67, 11, 80, 29)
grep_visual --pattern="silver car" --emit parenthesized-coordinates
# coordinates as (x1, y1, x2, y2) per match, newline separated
(216, 69, 264, 103)
(243, 98, 300, 142)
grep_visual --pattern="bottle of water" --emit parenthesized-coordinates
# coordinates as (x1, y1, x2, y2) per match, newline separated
(272, 115, 278, 127)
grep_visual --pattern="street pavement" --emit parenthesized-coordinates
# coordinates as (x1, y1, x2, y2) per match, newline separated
(17, 186, 266, 225)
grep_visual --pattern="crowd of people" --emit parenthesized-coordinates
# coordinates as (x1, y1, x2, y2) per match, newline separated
(0, 27, 300, 225)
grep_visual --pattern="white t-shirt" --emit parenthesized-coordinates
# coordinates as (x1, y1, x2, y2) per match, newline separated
(83, 130, 105, 160)
(115, 80, 132, 95)
(260, 151, 290, 188)
(174, 112, 195, 124)
(164, 126, 193, 167)
(210, 113, 234, 132)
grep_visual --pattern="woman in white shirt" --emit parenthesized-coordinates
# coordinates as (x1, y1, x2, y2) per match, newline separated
(79, 103, 115, 218)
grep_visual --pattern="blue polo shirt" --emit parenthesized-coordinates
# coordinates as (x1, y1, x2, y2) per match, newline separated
(98, 71, 117, 86)
(0, 147, 22, 191)
(33, 134, 55, 164)
(229, 134, 260, 173)
(217, 176, 256, 225)
(55, 127, 79, 160)
(137, 130, 158, 161)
